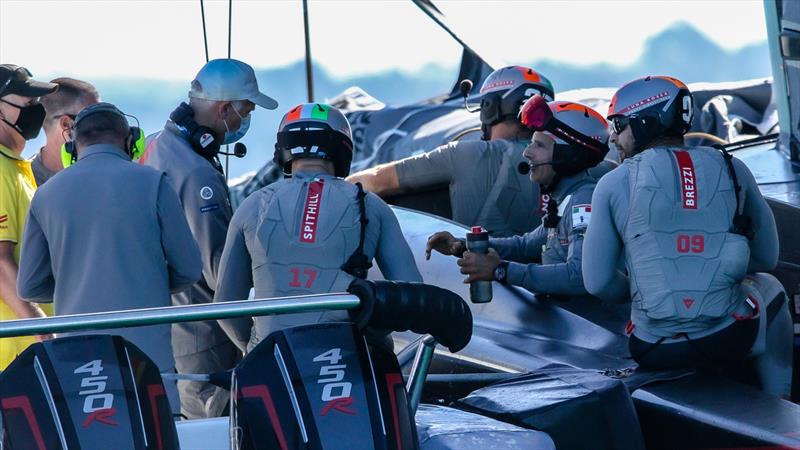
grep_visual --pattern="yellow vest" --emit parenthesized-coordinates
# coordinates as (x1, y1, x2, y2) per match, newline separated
(0, 144, 52, 369)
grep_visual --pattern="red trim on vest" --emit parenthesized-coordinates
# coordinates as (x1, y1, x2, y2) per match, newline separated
(673, 150, 698, 209)
(300, 180, 324, 243)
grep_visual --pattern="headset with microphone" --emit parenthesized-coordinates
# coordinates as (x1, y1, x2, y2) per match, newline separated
(169, 102, 248, 160)
(220, 142, 247, 158)
(517, 161, 553, 175)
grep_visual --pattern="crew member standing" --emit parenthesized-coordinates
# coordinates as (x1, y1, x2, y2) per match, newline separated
(215, 103, 422, 352)
(32, 77, 99, 185)
(140, 58, 278, 419)
(0, 64, 57, 368)
(17, 103, 201, 409)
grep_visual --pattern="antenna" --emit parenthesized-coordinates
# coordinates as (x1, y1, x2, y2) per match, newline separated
(302, 0, 315, 102)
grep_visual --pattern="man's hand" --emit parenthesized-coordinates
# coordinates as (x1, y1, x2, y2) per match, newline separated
(35, 333, 55, 342)
(425, 231, 466, 260)
(457, 249, 502, 283)
(23, 304, 54, 342)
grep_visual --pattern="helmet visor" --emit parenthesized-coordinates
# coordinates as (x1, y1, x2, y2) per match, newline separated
(520, 95, 609, 156)
(519, 95, 553, 130)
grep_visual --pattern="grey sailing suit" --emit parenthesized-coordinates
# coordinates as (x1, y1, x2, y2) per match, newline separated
(583, 146, 792, 395)
(395, 139, 541, 236)
(17, 144, 201, 386)
(140, 121, 240, 418)
(214, 171, 423, 352)
(489, 171, 597, 296)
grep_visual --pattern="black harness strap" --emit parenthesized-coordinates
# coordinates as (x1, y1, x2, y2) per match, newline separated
(341, 182, 372, 279)
(715, 145, 754, 240)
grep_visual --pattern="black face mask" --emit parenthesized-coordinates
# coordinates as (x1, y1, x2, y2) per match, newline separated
(0, 99, 46, 140)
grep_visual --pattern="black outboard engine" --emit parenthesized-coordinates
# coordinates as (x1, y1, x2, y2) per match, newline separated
(0, 335, 178, 450)
(231, 280, 473, 450)
(231, 323, 418, 450)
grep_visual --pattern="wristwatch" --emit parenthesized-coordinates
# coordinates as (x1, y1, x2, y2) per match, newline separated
(493, 261, 509, 285)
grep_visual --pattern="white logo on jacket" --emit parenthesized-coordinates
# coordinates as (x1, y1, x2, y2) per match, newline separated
(200, 186, 214, 200)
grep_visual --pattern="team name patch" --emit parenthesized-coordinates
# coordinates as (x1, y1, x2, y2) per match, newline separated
(539, 194, 550, 216)
(0, 215, 7, 224)
(571, 204, 591, 228)
(673, 150, 698, 209)
(300, 180, 324, 243)
(200, 204, 220, 213)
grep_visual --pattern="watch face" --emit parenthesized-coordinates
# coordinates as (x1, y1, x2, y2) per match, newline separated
(494, 266, 506, 281)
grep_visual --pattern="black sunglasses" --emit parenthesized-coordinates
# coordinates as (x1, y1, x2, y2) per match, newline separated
(611, 116, 630, 134)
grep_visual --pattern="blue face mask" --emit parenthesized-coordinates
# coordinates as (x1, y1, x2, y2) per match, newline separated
(222, 105, 251, 144)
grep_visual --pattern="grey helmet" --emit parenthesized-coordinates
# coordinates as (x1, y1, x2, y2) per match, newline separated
(467, 66, 555, 132)
(607, 76, 693, 151)
(274, 103, 354, 177)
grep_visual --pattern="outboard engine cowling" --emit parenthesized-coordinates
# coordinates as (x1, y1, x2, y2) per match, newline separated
(0, 335, 178, 450)
(231, 322, 418, 450)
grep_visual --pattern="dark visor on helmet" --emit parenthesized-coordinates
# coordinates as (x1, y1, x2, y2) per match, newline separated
(519, 95, 609, 155)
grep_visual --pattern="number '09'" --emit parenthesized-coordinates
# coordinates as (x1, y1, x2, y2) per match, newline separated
(677, 234, 704, 253)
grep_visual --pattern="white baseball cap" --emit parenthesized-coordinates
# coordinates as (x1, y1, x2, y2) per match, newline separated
(189, 58, 278, 110)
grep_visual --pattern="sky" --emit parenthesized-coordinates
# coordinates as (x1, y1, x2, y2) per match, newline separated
(0, 0, 769, 81)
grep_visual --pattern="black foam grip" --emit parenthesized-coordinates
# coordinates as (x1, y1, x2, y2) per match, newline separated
(348, 279, 473, 353)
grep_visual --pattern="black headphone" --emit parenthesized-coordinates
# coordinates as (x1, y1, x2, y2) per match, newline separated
(169, 102, 247, 162)
(63, 103, 142, 162)
(169, 102, 221, 159)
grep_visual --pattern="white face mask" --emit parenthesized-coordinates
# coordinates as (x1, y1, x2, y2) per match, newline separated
(222, 105, 251, 144)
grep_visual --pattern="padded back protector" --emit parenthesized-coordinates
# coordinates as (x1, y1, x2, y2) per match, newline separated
(624, 147, 749, 335)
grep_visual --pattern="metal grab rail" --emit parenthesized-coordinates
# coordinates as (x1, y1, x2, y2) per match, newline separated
(0, 293, 360, 338)
(406, 335, 436, 416)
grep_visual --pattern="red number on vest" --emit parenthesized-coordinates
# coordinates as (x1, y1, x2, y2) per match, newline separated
(289, 267, 318, 288)
(677, 234, 704, 253)
(303, 268, 318, 288)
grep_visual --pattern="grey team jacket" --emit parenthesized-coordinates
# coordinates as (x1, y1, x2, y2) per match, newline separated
(395, 138, 541, 237)
(214, 171, 423, 351)
(141, 121, 234, 357)
(17, 144, 201, 370)
(490, 171, 596, 296)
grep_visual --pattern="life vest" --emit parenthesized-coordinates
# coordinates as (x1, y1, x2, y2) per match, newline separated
(251, 177, 368, 299)
(624, 147, 750, 335)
